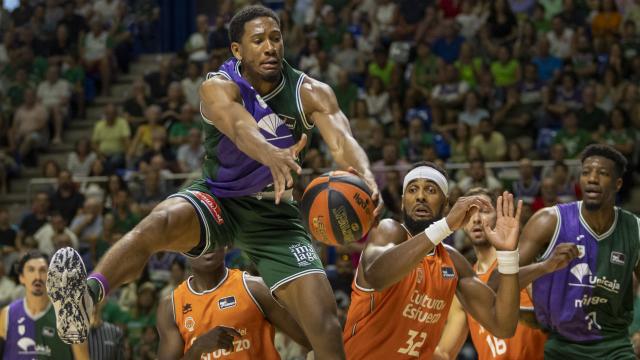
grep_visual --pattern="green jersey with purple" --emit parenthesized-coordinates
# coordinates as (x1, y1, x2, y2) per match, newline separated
(2, 299, 73, 359)
(532, 201, 639, 358)
(201, 57, 313, 197)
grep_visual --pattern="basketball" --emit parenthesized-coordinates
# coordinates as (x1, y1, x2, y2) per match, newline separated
(300, 171, 375, 246)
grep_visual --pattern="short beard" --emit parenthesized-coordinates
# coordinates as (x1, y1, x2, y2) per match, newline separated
(583, 200, 602, 212)
(402, 208, 443, 236)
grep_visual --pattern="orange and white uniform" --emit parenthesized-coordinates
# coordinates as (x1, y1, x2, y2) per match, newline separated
(344, 243, 458, 359)
(172, 268, 280, 360)
(467, 261, 547, 360)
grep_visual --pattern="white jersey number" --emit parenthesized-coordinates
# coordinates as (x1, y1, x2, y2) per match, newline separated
(397, 330, 427, 357)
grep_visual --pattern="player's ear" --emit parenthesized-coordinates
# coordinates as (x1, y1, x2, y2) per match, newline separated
(615, 177, 623, 192)
(231, 42, 242, 61)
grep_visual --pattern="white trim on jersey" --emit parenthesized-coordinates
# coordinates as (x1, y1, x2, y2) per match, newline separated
(186, 268, 229, 295)
(578, 201, 618, 241)
(539, 206, 562, 261)
(241, 272, 266, 317)
(295, 74, 313, 130)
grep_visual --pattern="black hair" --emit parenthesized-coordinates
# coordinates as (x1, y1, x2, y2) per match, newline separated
(465, 187, 497, 203)
(228, 5, 280, 43)
(18, 250, 48, 275)
(580, 144, 628, 178)
(409, 161, 449, 182)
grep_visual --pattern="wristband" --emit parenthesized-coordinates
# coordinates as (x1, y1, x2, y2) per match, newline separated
(423, 218, 453, 246)
(496, 249, 519, 274)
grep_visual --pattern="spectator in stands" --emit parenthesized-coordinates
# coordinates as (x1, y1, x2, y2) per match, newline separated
(400, 118, 434, 163)
(621, 20, 640, 60)
(592, 0, 622, 39)
(490, 45, 521, 88)
(128, 105, 166, 162)
(146, 251, 181, 287)
(486, 0, 518, 45)
(299, 36, 321, 75)
(41, 160, 61, 182)
(317, 5, 344, 53)
(553, 110, 592, 158)
(455, 0, 488, 40)
(144, 57, 176, 100)
(176, 128, 204, 174)
(577, 85, 607, 132)
(445, 122, 472, 163)
(380, 170, 402, 220)
(159, 81, 184, 126)
(532, 37, 562, 82)
(168, 103, 197, 148)
(47, 24, 75, 66)
(363, 76, 392, 126)
(135, 169, 166, 215)
(67, 139, 97, 177)
(454, 42, 482, 88)
(123, 78, 151, 124)
(81, 17, 111, 96)
(94, 213, 117, 263)
(410, 41, 441, 98)
(92, 103, 131, 171)
(333, 33, 364, 78)
(37, 65, 71, 144)
(59, 1, 87, 43)
(432, 20, 465, 64)
(513, 19, 538, 60)
(70, 197, 104, 256)
(185, 14, 209, 63)
(110, 188, 140, 233)
(17, 192, 50, 249)
(332, 70, 358, 117)
(312, 50, 340, 86)
(50, 169, 85, 225)
(207, 15, 230, 56)
(34, 211, 79, 256)
(180, 62, 203, 108)
(0, 151, 17, 195)
(599, 107, 635, 158)
(159, 259, 185, 299)
(547, 15, 574, 60)
(596, 67, 624, 113)
(368, 45, 397, 87)
(372, 141, 408, 189)
(93, 0, 121, 20)
(470, 119, 507, 161)
(512, 158, 540, 204)
(458, 91, 489, 130)
(552, 160, 579, 203)
(126, 281, 158, 350)
(135, 325, 158, 359)
(8, 88, 48, 166)
(109, 2, 134, 74)
(0, 208, 19, 274)
(349, 100, 376, 148)
(11, 0, 33, 27)
(572, 33, 598, 79)
(458, 158, 503, 192)
(546, 71, 583, 120)
(0, 258, 16, 307)
(430, 64, 469, 122)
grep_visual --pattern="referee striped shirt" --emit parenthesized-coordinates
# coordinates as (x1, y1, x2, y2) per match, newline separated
(89, 321, 124, 360)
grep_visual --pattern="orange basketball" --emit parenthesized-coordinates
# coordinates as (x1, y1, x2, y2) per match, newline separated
(300, 171, 375, 246)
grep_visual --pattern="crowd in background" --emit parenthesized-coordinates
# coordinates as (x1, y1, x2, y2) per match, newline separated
(2, 0, 640, 359)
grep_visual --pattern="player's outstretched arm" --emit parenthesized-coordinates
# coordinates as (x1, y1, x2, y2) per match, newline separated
(300, 77, 382, 218)
(359, 196, 491, 291)
(434, 296, 469, 360)
(450, 192, 521, 338)
(199, 77, 306, 204)
(156, 295, 187, 360)
(244, 274, 312, 350)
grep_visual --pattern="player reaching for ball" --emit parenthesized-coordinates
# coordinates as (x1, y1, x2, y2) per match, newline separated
(156, 248, 310, 360)
(518, 144, 640, 359)
(343, 162, 524, 359)
(46, 5, 380, 359)
(435, 187, 577, 360)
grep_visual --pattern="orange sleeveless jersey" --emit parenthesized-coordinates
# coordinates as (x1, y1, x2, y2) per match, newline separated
(343, 243, 458, 359)
(467, 261, 547, 360)
(172, 269, 280, 360)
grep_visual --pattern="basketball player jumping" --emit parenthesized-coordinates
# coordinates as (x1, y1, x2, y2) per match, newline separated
(519, 144, 640, 359)
(343, 162, 524, 359)
(435, 188, 578, 360)
(156, 249, 310, 359)
(46, 5, 380, 359)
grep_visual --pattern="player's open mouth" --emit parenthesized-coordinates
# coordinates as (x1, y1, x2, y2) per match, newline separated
(471, 227, 483, 236)
(413, 206, 432, 217)
(584, 188, 601, 198)
(261, 59, 280, 70)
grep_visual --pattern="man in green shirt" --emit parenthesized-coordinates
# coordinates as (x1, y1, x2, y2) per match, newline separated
(332, 70, 358, 116)
(554, 111, 592, 158)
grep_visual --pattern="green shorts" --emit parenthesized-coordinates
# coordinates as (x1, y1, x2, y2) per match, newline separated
(544, 335, 635, 360)
(168, 179, 325, 290)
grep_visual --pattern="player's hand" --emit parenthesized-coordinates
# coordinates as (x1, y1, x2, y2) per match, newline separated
(265, 134, 307, 204)
(189, 326, 241, 357)
(347, 166, 383, 223)
(543, 243, 579, 273)
(483, 191, 522, 251)
(445, 195, 492, 231)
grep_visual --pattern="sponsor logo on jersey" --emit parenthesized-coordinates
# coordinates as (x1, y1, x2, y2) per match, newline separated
(576, 245, 586, 259)
(182, 303, 192, 314)
(568, 263, 620, 293)
(441, 266, 455, 279)
(190, 191, 224, 225)
(416, 267, 424, 284)
(185, 316, 196, 332)
(576, 234, 585, 242)
(574, 294, 609, 308)
(610, 251, 625, 265)
(218, 296, 237, 310)
(278, 114, 296, 129)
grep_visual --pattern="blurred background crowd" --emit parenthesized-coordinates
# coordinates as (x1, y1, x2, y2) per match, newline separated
(2, 0, 640, 358)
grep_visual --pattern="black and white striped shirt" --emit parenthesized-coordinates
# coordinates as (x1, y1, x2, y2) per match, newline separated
(89, 321, 124, 360)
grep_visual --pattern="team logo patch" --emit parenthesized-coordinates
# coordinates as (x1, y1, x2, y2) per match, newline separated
(182, 303, 192, 314)
(184, 316, 196, 332)
(218, 296, 237, 310)
(289, 243, 319, 267)
(441, 266, 455, 279)
(278, 114, 296, 129)
(42, 326, 55, 337)
(190, 191, 224, 224)
(416, 267, 424, 284)
(610, 251, 625, 265)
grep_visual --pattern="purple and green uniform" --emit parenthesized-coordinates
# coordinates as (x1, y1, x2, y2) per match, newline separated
(532, 201, 639, 359)
(169, 58, 324, 291)
(2, 299, 73, 359)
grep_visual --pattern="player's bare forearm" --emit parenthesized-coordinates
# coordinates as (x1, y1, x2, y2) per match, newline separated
(486, 262, 548, 292)
(361, 220, 435, 290)
(491, 273, 520, 337)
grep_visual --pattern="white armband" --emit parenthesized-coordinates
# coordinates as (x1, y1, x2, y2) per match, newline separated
(496, 250, 519, 274)
(423, 218, 453, 246)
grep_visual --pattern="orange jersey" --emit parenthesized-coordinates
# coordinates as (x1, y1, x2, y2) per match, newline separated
(467, 261, 547, 360)
(344, 243, 458, 359)
(172, 269, 280, 360)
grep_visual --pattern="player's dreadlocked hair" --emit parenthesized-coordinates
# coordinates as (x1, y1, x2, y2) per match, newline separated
(228, 5, 280, 43)
(580, 144, 628, 178)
